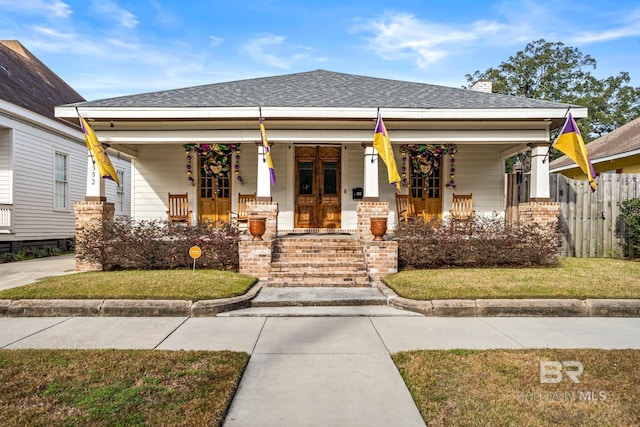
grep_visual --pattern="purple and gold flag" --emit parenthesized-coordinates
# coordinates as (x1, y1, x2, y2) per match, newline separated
(373, 112, 401, 191)
(78, 112, 120, 185)
(553, 113, 596, 192)
(259, 116, 276, 185)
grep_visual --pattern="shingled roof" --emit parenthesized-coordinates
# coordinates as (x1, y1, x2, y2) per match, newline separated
(77, 69, 574, 110)
(0, 40, 84, 126)
(550, 116, 640, 170)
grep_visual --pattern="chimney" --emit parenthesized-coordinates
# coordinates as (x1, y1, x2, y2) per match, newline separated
(471, 79, 492, 93)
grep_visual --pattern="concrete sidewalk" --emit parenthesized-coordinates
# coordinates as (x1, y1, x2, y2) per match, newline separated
(2, 315, 639, 426)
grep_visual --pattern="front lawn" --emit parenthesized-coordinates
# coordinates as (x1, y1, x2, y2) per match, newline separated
(385, 257, 640, 299)
(0, 270, 257, 300)
(0, 349, 248, 426)
(393, 349, 640, 426)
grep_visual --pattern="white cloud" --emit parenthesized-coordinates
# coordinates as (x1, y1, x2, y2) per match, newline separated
(0, 0, 72, 18)
(569, 9, 640, 44)
(29, 25, 73, 39)
(352, 13, 508, 68)
(209, 36, 223, 47)
(91, 0, 139, 29)
(242, 34, 310, 69)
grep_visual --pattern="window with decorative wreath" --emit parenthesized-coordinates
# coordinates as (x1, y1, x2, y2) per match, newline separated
(399, 144, 457, 189)
(183, 143, 244, 187)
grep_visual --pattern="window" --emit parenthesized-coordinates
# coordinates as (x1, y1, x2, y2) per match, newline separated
(54, 152, 68, 209)
(116, 169, 125, 213)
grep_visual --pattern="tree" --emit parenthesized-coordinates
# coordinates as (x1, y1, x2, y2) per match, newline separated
(466, 39, 640, 167)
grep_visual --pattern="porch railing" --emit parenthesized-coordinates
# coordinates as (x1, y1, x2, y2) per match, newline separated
(0, 204, 13, 233)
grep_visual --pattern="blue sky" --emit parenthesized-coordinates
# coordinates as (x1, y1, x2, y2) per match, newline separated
(1, 0, 640, 101)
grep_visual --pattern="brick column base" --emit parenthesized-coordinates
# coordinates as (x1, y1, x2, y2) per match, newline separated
(356, 201, 390, 240)
(74, 200, 115, 272)
(239, 240, 272, 280)
(364, 240, 398, 280)
(518, 201, 560, 231)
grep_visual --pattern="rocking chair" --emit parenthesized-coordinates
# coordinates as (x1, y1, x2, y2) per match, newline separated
(449, 193, 474, 233)
(167, 193, 192, 226)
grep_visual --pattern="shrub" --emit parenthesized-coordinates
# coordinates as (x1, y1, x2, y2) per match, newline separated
(0, 247, 62, 263)
(396, 213, 558, 269)
(617, 198, 640, 258)
(77, 218, 240, 271)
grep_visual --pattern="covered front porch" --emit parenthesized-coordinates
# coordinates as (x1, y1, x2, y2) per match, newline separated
(71, 133, 556, 234)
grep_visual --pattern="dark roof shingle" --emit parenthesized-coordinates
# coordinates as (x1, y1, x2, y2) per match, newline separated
(0, 40, 84, 125)
(78, 69, 574, 110)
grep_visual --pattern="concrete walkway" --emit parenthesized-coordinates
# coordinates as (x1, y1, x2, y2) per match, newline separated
(2, 315, 640, 426)
(0, 253, 76, 290)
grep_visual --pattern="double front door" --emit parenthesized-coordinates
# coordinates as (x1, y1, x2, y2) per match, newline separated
(410, 162, 442, 220)
(295, 146, 341, 228)
(198, 159, 230, 224)
(197, 145, 343, 227)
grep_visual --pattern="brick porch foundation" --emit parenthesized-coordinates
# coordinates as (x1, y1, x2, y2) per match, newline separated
(518, 201, 560, 231)
(74, 200, 115, 272)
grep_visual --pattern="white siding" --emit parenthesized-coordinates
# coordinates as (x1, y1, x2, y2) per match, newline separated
(375, 144, 506, 226)
(0, 128, 11, 203)
(342, 144, 365, 229)
(269, 143, 290, 227)
(441, 144, 505, 216)
(133, 144, 264, 223)
(378, 145, 402, 227)
(132, 145, 190, 220)
(105, 155, 132, 217)
(2, 116, 86, 241)
(0, 108, 133, 243)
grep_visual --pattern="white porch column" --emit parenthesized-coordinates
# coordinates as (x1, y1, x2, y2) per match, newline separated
(529, 143, 551, 200)
(85, 155, 106, 200)
(363, 146, 379, 200)
(256, 145, 272, 200)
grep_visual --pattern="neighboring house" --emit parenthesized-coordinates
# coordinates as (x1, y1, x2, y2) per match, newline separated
(0, 40, 130, 254)
(55, 70, 584, 232)
(550, 116, 640, 178)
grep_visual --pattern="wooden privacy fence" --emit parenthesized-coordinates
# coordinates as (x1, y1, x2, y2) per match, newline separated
(506, 173, 640, 257)
(551, 173, 640, 257)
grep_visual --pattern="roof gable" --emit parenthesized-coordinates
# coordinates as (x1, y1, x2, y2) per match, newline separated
(0, 40, 84, 125)
(77, 69, 574, 110)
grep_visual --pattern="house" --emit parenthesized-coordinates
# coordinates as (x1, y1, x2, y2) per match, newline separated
(0, 40, 131, 255)
(55, 70, 584, 232)
(550, 115, 640, 177)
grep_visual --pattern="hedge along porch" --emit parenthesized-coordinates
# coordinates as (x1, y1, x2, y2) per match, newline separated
(56, 70, 578, 275)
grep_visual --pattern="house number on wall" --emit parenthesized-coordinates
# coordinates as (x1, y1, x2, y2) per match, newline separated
(90, 163, 97, 186)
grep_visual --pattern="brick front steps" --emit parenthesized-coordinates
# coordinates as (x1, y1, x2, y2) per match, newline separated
(268, 235, 370, 287)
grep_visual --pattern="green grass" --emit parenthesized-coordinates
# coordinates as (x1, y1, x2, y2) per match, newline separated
(0, 349, 249, 426)
(0, 270, 257, 300)
(393, 349, 640, 426)
(385, 257, 640, 299)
